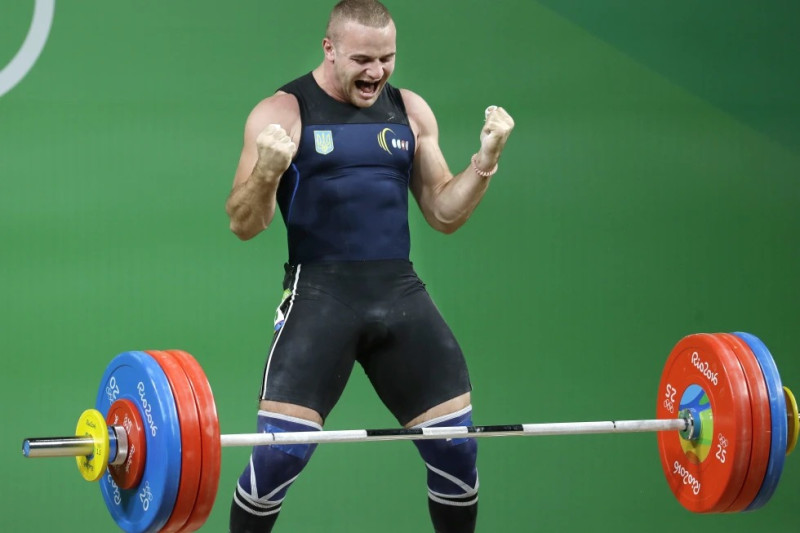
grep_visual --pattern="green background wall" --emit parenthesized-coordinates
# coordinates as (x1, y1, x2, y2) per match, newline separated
(2, 1, 798, 531)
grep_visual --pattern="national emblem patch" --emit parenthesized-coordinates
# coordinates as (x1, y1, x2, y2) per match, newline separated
(314, 130, 334, 155)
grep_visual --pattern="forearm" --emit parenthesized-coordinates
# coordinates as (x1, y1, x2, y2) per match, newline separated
(225, 172, 280, 240)
(426, 160, 494, 234)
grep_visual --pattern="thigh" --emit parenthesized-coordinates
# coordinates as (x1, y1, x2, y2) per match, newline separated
(360, 287, 472, 426)
(260, 277, 360, 421)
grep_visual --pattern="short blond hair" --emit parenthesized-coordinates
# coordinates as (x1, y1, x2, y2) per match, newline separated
(326, 0, 393, 43)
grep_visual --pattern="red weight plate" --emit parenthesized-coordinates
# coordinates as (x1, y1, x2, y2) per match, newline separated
(147, 350, 203, 532)
(106, 398, 147, 490)
(716, 333, 772, 512)
(167, 349, 222, 533)
(656, 333, 752, 513)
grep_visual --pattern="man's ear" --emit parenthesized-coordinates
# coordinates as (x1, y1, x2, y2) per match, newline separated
(322, 38, 336, 62)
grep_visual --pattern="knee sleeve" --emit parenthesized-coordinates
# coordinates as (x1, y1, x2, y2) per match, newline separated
(413, 405, 479, 507)
(232, 411, 321, 519)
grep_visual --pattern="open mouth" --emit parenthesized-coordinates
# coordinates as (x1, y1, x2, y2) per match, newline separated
(355, 80, 380, 98)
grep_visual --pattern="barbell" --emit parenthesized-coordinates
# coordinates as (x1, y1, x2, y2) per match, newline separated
(22, 332, 799, 532)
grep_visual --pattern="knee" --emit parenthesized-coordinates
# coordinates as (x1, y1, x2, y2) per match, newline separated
(412, 406, 479, 499)
(234, 411, 321, 508)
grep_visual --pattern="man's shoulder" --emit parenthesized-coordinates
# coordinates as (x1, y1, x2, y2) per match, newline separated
(398, 89, 432, 118)
(245, 92, 301, 135)
(252, 91, 300, 114)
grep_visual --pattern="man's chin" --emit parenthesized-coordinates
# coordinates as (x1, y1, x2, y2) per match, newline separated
(352, 94, 379, 108)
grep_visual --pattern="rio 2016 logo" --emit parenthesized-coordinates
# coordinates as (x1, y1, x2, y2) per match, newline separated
(0, 0, 55, 98)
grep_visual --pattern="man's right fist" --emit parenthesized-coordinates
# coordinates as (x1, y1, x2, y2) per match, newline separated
(255, 123, 296, 176)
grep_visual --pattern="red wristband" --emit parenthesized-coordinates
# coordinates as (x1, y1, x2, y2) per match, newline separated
(471, 154, 498, 177)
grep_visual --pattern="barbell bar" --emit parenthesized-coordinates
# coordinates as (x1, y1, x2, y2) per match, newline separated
(21, 333, 800, 532)
(24, 418, 691, 456)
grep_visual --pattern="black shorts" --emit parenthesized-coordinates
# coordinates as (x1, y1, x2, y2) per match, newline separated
(259, 260, 472, 425)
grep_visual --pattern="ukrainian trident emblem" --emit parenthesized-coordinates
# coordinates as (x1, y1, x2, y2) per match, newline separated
(314, 130, 334, 155)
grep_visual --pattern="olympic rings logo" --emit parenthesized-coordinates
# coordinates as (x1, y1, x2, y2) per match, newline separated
(0, 0, 55, 98)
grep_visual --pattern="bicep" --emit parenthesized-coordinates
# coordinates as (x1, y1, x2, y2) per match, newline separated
(410, 135, 451, 210)
(231, 121, 260, 189)
(230, 93, 300, 189)
(404, 92, 453, 212)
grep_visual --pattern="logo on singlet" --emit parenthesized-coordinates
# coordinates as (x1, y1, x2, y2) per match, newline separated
(314, 130, 334, 155)
(378, 127, 410, 155)
(0, 0, 55, 99)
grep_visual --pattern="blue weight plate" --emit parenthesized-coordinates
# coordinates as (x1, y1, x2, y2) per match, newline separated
(95, 351, 182, 533)
(733, 332, 787, 511)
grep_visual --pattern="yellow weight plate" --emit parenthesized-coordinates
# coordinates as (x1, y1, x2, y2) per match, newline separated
(74, 409, 110, 482)
(785, 387, 798, 456)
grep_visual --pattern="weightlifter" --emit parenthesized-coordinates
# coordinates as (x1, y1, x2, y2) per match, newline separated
(224, 1, 514, 531)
